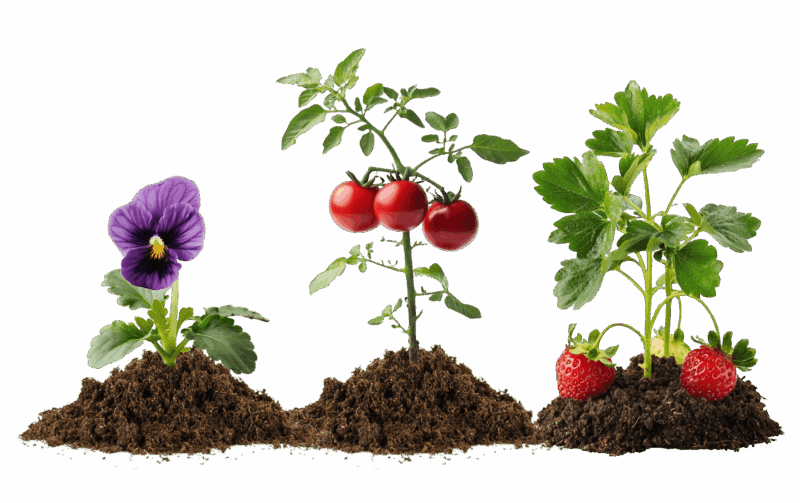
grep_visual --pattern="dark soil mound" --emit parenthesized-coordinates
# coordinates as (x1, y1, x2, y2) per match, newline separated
(20, 345, 534, 456)
(530, 354, 783, 455)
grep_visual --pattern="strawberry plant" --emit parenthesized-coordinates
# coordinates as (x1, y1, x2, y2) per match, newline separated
(533, 81, 762, 384)
(278, 49, 528, 362)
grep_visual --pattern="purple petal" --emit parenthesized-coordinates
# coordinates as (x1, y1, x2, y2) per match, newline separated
(156, 203, 205, 261)
(132, 176, 201, 222)
(108, 201, 155, 256)
(121, 246, 181, 290)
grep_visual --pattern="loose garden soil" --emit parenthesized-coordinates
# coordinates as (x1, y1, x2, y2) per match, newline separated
(20, 347, 782, 457)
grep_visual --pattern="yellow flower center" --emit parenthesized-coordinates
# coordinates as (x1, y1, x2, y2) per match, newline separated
(149, 235, 167, 260)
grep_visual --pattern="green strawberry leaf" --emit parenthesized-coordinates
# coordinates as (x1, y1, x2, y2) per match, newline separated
(470, 135, 529, 164)
(548, 212, 615, 259)
(88, 320, 150, 368)
(611, 149, 655, 196)
(553, 257, 606, 310)
(322, 126, 345, 154)
(590, 80, 679, 148)
(586, 129, 634, 157)
(182, 316, 256, 374)
(102, 269, 170, 310)
(671, 136, 763, 176)
(444, 294, 481, 319)
(674, 240, 723, 298)
(533, 156, 607, 213)
(282, 104, 328, 150)
(203, 306, 269, 322)
(699, 204, 761, 253)
(334, 49, 365, 86)
(658, 215, 695, 247)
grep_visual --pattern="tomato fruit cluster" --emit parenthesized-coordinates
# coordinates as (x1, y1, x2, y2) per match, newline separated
(328, 179, 478, 251)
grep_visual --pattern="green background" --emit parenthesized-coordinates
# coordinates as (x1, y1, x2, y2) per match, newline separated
(1, 1, 794, 501)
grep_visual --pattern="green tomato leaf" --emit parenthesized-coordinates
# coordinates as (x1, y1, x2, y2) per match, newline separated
(367, 315, 385, 325)
(322, 126, 345, 154)
(429, 291, 444, 302)
(590, 80, 679, 148)
(470, 135, 529, 164)
(444, 294, 481, 319)
(276, 69, 321, 88)
(398, 108, 424, 128)
(360, 131, 375, 156)
(553, 258, 606, 310)
(310, 257, 348, 294)
(323, 93, 338, 110)
(456, 156, 473, 183)
(393, 298, 403, 312)
(182, 316, 256, 374)
(425, 111, 447, 131)
(203, 306, 268, 322)
(102, 269, 170, 310)
(414, 263, 449, 291)
(586, 129, 634, 157)
(88, 320, 149, 369)
(358, 261, 367, 273)
(421, 134, 438, 143)
(673, 240, 723, 298)
(298, 88, 321, 107)
(281, 104, 327, 150)
(365, 97, 387, 111)
(383, 87, 398, 100)
(334, 49, 365, 86)
(533, 157, 606, 213)
(409, 87, 440, 99)
(445, 113, 459, 131)
(699, 204, 761, 253)
(331, 114, 346, 124)
(671, 136, 763, 176)
(549, 212, 615, 259)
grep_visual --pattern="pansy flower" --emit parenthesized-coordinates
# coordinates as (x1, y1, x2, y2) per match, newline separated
(109, 176, 205, 290)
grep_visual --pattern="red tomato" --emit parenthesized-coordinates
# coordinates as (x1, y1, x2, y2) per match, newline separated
(373, 181, 428, 232)
(422, 200, 478, 251)
(329, 181, 379, 232)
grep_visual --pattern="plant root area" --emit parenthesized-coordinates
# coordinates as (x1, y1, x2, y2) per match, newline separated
(20, 346, 535, 456)
(530, 354, 783, 456)
(20, 349, 782, 457)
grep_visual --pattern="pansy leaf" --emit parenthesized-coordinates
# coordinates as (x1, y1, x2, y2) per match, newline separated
(310, 257, 348, 294)
(456, 156, 474, 182)
(553, 258, 606, 310)
(102, 269, 170, 310)
(177, 307, 195, 331)
(281, 104, 328, 150)
(470, 135, 529, 164)
(444, 294, 481, 319)
(204, 306, 269, 322)
(673, 240, 723, 298)
(533, 157, 606, 213)
(699, 204, 761, 253)
(414, 263, 449, 291)
(88, 321, 150, 369)
(334, 49, 366, 86)
(360, 131, 375, 156)
(182, 316, 256, 374)
(148, 299, 170, 338)
(586, 129, 634, 157)
(671, 136, 763, 177)
(322, 126, 345, 154)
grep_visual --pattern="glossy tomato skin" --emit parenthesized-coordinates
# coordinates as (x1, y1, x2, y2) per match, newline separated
(329, 181, 379, 232)
(373, 181, 428, 232)
(422, 200, 478, 251)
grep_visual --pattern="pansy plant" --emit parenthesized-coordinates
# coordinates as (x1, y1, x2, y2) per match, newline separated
(533, 81, 762, 377)
(88, 176, 268, 374)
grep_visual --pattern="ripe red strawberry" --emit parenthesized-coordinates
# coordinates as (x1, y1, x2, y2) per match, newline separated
(680, 330, 757, 401)
(555, 324, 617, 401)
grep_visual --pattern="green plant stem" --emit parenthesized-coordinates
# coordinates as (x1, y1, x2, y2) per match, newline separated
(643, 167, 652, 218)
(402, 231, 420, 363)
(163, 278, 179, 365)
(665, 179, 686, 215)
(364, 257, 404, 273)
(382, 112, 398, 133)
(622, 194, 648, 220)
(663, 262, 673, 358)
(411, 172, 446, 194)
(413, 145, 470, 172)
(650, 291, 721, 338)
(676, 297, 683, 330)
(598, 323, 644, 341)
(616, 269, 644, 296)
(642, 241, 655, 378)
(150, 339, 169, 361)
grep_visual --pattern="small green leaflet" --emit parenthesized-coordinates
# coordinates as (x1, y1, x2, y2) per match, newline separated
(363, 83, 384, 105)
(298, 88, 321, 107)
(102, 269, 170, 310)
(470, 135, 529, 164)
(657, 215, 695, 247)
(590, 80, 679, 148)
(182, 316, 256, 374)
(533, 156, 607, 213)
(334, 49, 365, 86)
(360, 131, 375, 156)
(425, 111, 447, 131)
(617, 220, 659, 252)
(699, 204, 760, 253)
(456, 157, 473, 182)
(414, 263, 481, 320)
(398, 108, 424, 128)
(148, 299, 169, 338)
(611, 149, 655, 196)
(671, 136, 763, 176)
(409, 87, 440, 99)
(88, 320, 150, 369)
(553, 258, 606, 310)
(177, 307, 195, 330)
(323, 126, 345, 154)
(577, 152, 609, 198)
(673, 240, 723, 298)
(586, 129, 634, 157)
(282, 105, 327, 150)
(617, 215, 692, 251)
(310, 257, 348, 294)
(276, 67, 322, 88)
(550, 191, 621, 259)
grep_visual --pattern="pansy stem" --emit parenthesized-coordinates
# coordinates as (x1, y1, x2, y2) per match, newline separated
(164, 278, 179, 365)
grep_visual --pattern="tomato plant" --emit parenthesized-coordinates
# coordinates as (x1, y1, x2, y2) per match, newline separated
(374, 180, 428, 231)
(329, 180, 379, 232)
(422, 198, 478, 251)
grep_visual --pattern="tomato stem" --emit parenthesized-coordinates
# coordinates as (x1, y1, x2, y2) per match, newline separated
(402, 231, 420, 363)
